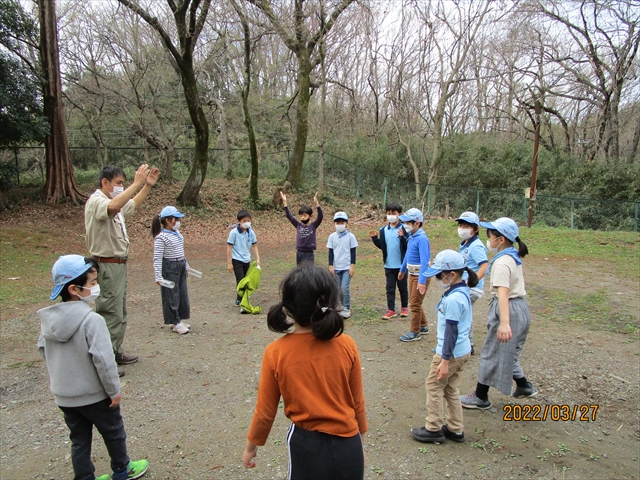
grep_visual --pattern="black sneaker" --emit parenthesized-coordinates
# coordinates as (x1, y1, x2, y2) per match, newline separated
(512, 381, 538, 398)
(442, 425, 465, 443)
(420, 325, 430, 334)
(470, 344, 475, 355)
(411, 427, 445, 443)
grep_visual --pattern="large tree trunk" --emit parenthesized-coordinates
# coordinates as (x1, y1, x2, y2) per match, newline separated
(286, 54, 312, 188)
(39, 0, 85, 204)
(213, 98, 232, 179)
(627, 110, 640, 164)
(242, 93, 259, 200)
(231, 0, 259, 200)
(177, 66, 210, 205)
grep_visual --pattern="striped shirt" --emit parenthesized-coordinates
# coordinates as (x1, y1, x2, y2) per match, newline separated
(153, 229, 188, 281)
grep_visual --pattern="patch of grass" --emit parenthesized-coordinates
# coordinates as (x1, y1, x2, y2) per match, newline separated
(427, 220, 639, 280)
(534, 285, 638, 335)
(0, 228, 75, 307)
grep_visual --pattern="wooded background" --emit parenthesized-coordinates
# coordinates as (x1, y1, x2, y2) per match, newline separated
(1, 0, 638, 206)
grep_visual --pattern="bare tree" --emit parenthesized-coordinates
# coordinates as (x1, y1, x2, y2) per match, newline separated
(246, 0, 357, 188)
(228, 0, 260, 200)
(534, 0, 640, 163)
(116, 0, 212, 204)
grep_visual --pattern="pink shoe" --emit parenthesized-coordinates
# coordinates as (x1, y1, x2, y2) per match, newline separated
(173, 322, 190, 334)
(400, 308, 409, 317)
(382, 310, 397, 320)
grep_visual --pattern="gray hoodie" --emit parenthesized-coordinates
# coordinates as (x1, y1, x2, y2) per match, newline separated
(37, 301, 121, 407)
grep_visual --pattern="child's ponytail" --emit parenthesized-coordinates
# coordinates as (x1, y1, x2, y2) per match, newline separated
(267, 302, 293, 333)
(515, 236, 529, 258)
(310, 301, 344, 341)
(465, 268, 479, 288)
(151, 215, 162, 238)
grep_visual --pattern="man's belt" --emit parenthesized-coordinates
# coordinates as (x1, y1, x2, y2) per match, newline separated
(94, 256, 127, 264)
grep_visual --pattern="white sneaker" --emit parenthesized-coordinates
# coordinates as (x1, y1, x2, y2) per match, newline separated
(340, 309, 351, 319)
(173, 322, 189, 334)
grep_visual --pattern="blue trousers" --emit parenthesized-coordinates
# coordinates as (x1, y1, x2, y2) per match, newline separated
(334, 269, 351, 310)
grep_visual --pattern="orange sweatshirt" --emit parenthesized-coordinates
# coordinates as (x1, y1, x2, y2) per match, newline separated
(247, 332, 368, 446)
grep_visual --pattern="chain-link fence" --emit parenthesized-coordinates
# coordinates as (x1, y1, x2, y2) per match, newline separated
(1, 146, 638, 231)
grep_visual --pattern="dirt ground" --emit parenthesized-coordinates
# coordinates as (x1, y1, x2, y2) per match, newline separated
(1, 200, 639, 480)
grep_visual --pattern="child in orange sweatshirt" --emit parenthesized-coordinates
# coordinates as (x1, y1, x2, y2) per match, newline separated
(242, 264, 368, 479)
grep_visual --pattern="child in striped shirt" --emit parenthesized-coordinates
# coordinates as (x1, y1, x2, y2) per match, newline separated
(152, 206, 191, 334)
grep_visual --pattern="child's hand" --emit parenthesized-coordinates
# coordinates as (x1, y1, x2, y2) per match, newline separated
(109, 393, 122, 408)
(314, 192, 319, 207)
(436, 361, 449, 381)
(369, 229, 377, 237)
(329, 265, 334, 274)
(243, 441, 258, 468)
(398, 271, 405, 281)
(349, 265, 355, 277)
(398, 228, 404, 237)
(418, 283, 427, 295)
(228, 263, 233, 273)
(280, 191, 287, 206)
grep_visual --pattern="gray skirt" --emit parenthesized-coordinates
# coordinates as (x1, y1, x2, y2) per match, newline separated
(477, 296, 530, 396)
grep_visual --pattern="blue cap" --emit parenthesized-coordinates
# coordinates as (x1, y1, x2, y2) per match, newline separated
(479, 217, 519, 242)
(333, 211, 349, 221)
(50, 255, 93, 300)
(160, 206, 185, 219)
(423, 250, 466, 278)
(454, 211, 480, 226)
(399, 208, 423, 223)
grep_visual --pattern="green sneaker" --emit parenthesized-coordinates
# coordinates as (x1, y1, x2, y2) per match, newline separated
(96, 475, 111, 480)
(112, 459, 149, 480)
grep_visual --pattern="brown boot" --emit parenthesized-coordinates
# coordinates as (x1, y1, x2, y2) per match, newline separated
(118, 367, 125, 377)
(115, 353, 138, 365)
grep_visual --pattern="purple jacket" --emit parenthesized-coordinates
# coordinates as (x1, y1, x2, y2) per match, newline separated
(284, 206, 323, 251)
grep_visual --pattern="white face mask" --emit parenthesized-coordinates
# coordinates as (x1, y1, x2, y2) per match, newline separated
(241, 222, 251, 230)
(404, 223, 415, 234)
(109, 186, 124, 199)
(174, 221, 181, 230)
(436, 274, 451, 289)
(335, 224, 346, 233)
(486, 239, 499, 253)
(458, 228, 473, 240)
(387, 215, 398, 223)
(79, 285, 101, 303)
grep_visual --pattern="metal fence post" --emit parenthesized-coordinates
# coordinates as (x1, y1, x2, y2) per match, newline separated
(428, 184, 433, 216)
(356, 166, 361, 200)
(635, 202, 639, 232)
(476, 189, 480, 216)
(523, 198, 527, 222)
(571, 200, 575, 230)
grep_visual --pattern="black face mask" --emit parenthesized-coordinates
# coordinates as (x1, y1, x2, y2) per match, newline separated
(301, 218, 310, 224)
